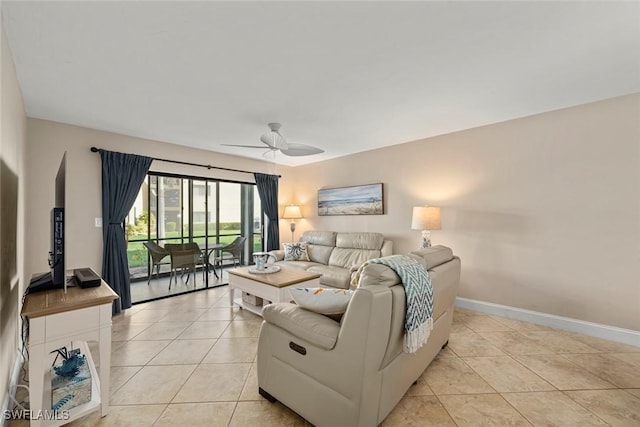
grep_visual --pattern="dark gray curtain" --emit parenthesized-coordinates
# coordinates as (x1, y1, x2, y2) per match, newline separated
(99, 150, 152, 314)
(254, 173, 280, 251)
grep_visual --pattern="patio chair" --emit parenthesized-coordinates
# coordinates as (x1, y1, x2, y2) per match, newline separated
(165, 243, 200, 289)
(143, 241, 169, 285)
(184, 242, 209, 282)
(214, 236, 247, 271)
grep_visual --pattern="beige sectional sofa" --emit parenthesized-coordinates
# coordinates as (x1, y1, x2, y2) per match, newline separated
(269, 230, 393, 289)
(258, 245, 461, 427)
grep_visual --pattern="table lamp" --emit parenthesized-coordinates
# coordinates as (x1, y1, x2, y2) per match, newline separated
(411, 206, 441, 249)
(282, 205, 302, 242)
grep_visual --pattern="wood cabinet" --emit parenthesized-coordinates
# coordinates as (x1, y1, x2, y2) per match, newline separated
(21, 279, 117, 426)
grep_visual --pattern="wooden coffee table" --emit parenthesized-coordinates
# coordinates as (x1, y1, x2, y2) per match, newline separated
(228, 266, 321, 316)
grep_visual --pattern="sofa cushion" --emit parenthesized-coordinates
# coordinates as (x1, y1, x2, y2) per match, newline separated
(306, 243, 334, 265)
(356, 263, 401, 288)
(336, 232, 384, 250)
(289, 288, 354, 315)
(307, 265, 352, 289)
(276, 260, 324, 271)
(329, 248, 381, 270)
(262, 303, 340, 350)
(301, 231, 337, 246)
(284, 242, 310, 261)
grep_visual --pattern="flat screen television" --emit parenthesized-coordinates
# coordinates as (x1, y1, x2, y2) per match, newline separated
(28, 152, 66, 293)
(52, 152, 66, 285)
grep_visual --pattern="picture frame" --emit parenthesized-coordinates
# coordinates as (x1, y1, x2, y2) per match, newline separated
(318, 183, 384, 216)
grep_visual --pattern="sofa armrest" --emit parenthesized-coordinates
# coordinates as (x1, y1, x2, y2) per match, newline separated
(268, 250, 285, 261)
(381, 240, 393, 257)
(410, 245, 453, 269)
(262, 303, 340, 350)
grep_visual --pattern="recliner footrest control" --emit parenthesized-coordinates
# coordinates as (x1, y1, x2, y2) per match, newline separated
(289, 341, 307, 355)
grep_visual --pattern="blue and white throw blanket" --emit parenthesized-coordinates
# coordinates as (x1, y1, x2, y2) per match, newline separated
(368, 255, 433, 353)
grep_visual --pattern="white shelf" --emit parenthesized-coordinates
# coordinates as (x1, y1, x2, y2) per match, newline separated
(233, 297, 266, 316)
(41, 341, 101, 427)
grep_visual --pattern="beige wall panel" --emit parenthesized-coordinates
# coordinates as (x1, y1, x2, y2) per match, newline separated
(21, 93, 640, 332)
(1, 23, 27, 408)
(25, 119, 294, 281)
(290, 94, 640, 330)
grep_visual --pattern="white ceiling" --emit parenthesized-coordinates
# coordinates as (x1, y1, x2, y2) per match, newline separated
(3, 1, 639, 166)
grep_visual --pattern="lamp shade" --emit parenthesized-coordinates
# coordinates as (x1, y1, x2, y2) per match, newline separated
(411, 206, 441, 230)
(282, 205, 303, 219)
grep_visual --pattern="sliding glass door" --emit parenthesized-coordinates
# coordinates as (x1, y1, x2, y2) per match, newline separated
(126, 173, 263, 280)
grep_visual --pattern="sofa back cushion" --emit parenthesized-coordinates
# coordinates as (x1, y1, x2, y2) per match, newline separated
(329, 248, 382, 270)
(327, 232, 385, 269)
(301, 231, 337, 246)
(306, 244, 334, 265)
(335, 232, 384, 250)
(301, 231, 337, 264)
(360, 248, 459, 367)
(357, 263, 402, 288)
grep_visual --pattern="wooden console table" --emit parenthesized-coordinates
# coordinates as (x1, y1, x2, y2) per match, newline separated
(20, 279, 118, 427)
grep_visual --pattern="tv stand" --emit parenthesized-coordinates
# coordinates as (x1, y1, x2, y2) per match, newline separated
(21, 275, 118, 427)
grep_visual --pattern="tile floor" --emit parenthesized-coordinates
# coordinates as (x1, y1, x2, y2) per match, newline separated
(11, 287, 640, 426)
(130, 267, 229, 304)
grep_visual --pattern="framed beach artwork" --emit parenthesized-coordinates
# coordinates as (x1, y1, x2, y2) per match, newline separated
(318, 183, 384, 216)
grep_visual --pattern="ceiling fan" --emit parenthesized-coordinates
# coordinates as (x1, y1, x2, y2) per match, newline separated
(223, 123, 324, 157)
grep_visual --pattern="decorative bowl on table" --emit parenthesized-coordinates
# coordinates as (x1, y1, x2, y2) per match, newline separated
(248, 265, 281, 274)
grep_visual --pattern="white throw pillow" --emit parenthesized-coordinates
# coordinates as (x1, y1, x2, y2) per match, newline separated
(290, 287, 354, 315)
(283, 242, 310, 261)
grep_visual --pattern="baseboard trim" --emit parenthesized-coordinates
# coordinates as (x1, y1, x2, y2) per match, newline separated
(455, 297, 640, 348)
(1, 350, 25, 427)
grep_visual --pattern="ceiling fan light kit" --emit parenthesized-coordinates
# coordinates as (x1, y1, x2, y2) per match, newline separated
(223, 123, 324, 157)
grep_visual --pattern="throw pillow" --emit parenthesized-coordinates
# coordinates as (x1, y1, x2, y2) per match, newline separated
(283, 242, 310, 261)
(290, 287, 354, 315)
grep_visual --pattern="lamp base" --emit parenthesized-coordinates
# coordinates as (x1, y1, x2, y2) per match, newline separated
(290, 221, 296, 243)
(419, 230, 432, 249)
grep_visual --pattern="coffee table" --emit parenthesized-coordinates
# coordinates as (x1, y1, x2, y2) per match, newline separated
(228, 266, 321, 316)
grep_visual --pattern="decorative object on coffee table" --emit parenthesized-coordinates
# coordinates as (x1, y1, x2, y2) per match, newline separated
(282, 205, 302, 242)
(411, 206, 441, 248)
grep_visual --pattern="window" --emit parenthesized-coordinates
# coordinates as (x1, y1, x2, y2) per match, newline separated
(126, 173, 263, 280)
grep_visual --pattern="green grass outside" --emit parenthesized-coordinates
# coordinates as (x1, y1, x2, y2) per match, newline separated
(127, 229, 261, 269)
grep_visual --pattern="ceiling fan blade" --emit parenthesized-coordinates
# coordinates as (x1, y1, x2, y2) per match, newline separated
(280, 143, 324, 156)
(221, 144, 268, 149)
(259, 134, 277, 148)
(261, 132, 288, 150)
(262, 148, 277, 159)
(227, 123, 321, 158)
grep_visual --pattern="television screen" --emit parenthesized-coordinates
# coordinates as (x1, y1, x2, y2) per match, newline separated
(55, 152, 66, 209)
(28, 153, 67, 293)
(51, 153, 66, 286)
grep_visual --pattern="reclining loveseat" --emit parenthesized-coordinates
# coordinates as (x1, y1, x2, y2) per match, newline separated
(257, 245, 461, 427)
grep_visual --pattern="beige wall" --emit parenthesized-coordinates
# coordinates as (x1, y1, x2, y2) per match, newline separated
(0, 23, 27, 408)
(289, 94, 640, 331)
(25, 119, 294, 281)
(19, 89, 640, 333)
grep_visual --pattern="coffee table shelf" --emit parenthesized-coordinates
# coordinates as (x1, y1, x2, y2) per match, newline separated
(228, 266, 321, 316)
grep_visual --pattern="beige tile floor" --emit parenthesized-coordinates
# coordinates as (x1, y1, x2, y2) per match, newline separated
(11, 288, 640, 426)
(130, 267, 229, 304)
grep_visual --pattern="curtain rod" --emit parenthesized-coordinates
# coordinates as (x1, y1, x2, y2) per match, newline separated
(90, 147, 281, 177)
